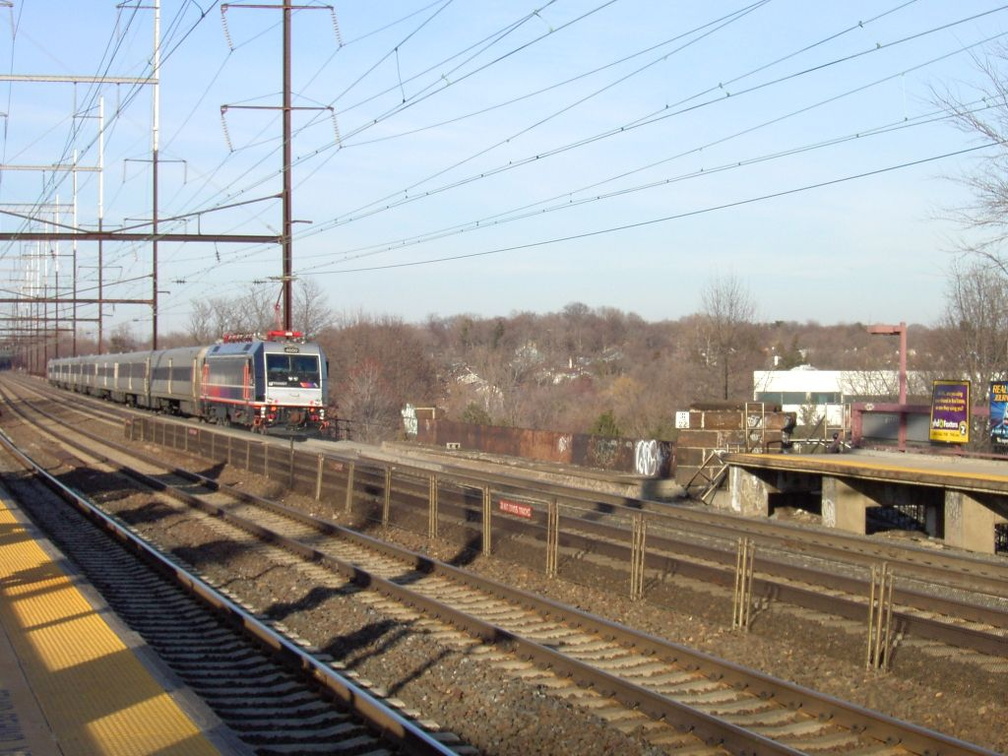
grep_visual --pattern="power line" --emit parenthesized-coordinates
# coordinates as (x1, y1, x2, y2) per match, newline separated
(312, 143, 996, 275)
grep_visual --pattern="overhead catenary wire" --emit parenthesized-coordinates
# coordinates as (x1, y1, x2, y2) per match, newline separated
(299, 3, 1008, 241)
(135, 0, 846, 278)
(141, 2, 1008, 303)
(2, 1, 1007, 333)
(58, 0, 624, 308)
(310, 143, 996, 276)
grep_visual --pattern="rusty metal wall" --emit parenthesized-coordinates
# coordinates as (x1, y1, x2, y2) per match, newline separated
(124, 414, 673, 594)
(126, 414, 671, 492)
(672, 404, 796, 488)
(413, 419, 670, 476)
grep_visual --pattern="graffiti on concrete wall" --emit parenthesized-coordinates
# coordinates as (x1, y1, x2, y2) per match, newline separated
(408, 415, 672, 477)
(634, 439, 665, 477)
(401, 404, 418, 438)
(589, 437, 619, 468)
(946, 494, 962, 531)
(822, 496, 837, 528)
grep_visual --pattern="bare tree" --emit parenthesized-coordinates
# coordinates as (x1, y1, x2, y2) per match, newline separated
(185, 298, 231, 342)
(698, 273, 758, 400)
(186, 292, 262, 342)
(318, 313, 441, 441)
(466, 340, 538, 427)
(186, 300, 218, 343)
(108, 322, 138, 353)
(838, 369, 901, 399)
(934, 44, 1008, 270)
(561, 301, 590, 354)
(238, 286, 281, 333)
(293, 277, 333, 336)
(936, 258, 1008, 390)
(339, 357, 400, 443)
(184, 279, 329, 344)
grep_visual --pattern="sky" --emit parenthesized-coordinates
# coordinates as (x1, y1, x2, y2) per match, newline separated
(2, 0, 1008, 339)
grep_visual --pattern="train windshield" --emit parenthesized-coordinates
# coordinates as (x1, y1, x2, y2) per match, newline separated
(266, 353, 321, 388)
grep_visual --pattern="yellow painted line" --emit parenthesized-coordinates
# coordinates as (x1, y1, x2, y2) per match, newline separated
(0, 501, 220, 755)
(730, 453, 1008, 486)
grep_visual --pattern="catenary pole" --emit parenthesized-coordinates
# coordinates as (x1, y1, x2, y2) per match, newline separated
(151, 0, 161, 349)
(282, 1, 293, 331)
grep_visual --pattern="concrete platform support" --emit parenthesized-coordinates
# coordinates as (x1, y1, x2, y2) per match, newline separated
(822, 476, 871, 535)
(728, 465, 775, 517)
(944, 491, 1001, 555)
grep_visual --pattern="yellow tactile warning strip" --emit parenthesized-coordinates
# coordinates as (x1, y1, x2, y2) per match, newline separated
(0, 498, 221, 755)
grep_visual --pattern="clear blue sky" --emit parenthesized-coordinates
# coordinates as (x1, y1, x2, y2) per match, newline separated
(2, 1, 1007, 338)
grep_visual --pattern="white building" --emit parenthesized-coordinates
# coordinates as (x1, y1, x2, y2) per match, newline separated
(753, 366, 922, 431)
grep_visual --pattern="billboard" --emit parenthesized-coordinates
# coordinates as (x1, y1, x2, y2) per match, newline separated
(929, 380, 970, 444)
(990, 381, 1008, 447)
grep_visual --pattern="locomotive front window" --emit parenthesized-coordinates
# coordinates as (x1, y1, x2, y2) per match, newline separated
(266, 354, 321, 388)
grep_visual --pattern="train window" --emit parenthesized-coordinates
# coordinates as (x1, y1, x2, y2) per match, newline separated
(266, 354, 320, 388)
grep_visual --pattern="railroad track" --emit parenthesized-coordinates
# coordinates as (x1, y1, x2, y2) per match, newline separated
(1, 378, 1000, 755)
(16, 371, 1008, 594)
(0, 431, 463, 756)
(335, 438, 1008, 595)
(318, 442, 1008, 665)
(10, 375, 1008, 668)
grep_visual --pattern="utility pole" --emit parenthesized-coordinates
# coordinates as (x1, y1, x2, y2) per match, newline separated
(0, 76, 146, 358)
(98, 97, 105, 353)
(282, 1, 293, 332)
(868, 322, 908, 451)
(0, 4, 336, 359)
(151, 0, 161, 349)
(223, 2, 336, 332)
(72, 148, 78, 356)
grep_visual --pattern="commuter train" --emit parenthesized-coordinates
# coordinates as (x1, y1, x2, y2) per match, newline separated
(47, 331, 330, 433)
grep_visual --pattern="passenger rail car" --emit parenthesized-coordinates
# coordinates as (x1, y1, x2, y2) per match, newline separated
(47, 332, 329, 433)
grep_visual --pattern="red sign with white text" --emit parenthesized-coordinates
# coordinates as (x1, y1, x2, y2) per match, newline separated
(498, 498, 533, 519)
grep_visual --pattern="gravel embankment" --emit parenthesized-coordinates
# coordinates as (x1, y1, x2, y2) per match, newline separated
(8, 415, 1006, 755)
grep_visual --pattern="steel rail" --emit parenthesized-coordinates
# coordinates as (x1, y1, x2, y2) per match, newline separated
(0, 390, 788, 753)
(15, 372, 1008, 660)
(344, 459, 1008, 653)
(0, 425, 459, 756)
(105, 448, 1005, 756)
(11, 374, 1008, 658)
(360, 450, 1008, 594)
(27, 369, 1008, 597)
(7, 382, 1003, 754)
(15, 368, 1008, 594)
(339, 448, 1008, 599)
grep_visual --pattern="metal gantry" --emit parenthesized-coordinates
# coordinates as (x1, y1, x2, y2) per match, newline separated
(0, 2, 333, 366)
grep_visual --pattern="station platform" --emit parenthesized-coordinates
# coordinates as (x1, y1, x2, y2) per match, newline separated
(0, 486, 239, 755)
(723, 449, 1008, 553)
